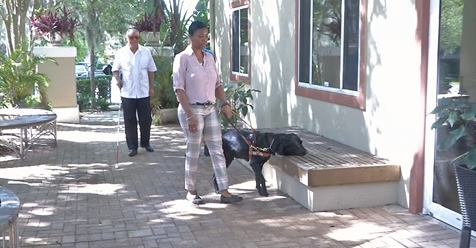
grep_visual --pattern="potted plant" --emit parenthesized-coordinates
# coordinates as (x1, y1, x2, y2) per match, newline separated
(31, 7, 79, 46)
(431, 97, 476, 247)
(221, 82, 260, 129)
(133, 13, 164, 47)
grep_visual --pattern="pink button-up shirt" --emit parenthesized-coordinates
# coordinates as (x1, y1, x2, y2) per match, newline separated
(172, 46, 221, 104)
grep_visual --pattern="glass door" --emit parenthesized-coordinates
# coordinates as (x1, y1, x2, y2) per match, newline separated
(425, 0, 476, 228)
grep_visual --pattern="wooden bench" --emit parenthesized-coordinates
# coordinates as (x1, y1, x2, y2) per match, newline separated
(251, 127, 401, 211)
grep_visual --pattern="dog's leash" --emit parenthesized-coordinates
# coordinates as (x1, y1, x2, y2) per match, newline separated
(226, 110, 272, 160)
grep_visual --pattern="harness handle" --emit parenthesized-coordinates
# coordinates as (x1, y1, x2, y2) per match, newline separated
(224, 110, 272, 160)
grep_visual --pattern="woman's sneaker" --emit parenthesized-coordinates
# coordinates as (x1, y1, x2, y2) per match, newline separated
(186, 192, 205, 205)
(220, 194, 243, 204)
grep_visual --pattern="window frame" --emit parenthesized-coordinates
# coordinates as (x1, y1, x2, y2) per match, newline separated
(230, 0, 250, 83)
(295, 0, 367, 110)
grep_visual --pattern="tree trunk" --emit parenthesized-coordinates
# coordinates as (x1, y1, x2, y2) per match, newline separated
(2, 0, 14, 53)
(89, 46, 96, 109)
(30, 0, 41, 41)
(1, 0, 31, 53)
(85, 2, 99, 109)
(11, 1, 19, 49)
(18, 0, 31, 48)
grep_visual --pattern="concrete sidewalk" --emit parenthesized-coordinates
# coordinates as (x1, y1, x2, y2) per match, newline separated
(0, 111, 474, 248)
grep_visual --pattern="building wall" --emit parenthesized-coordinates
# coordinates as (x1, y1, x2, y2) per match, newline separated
(38, 57, 77, 108)
(33, 46, 79, 123)
(213, 0, 428, 208)
(460, 0, 476, 101)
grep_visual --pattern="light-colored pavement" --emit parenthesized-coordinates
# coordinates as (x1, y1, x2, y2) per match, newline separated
(0, 111, 474, 248)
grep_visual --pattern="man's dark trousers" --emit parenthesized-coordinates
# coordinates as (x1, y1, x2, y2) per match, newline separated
(121, 97, 152, 150)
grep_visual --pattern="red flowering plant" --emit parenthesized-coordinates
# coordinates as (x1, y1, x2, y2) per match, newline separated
(132, 13, 164, 32)
(31, 7, 79, 45)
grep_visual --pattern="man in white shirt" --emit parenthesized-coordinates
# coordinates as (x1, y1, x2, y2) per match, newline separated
(112, 29, 157, 157)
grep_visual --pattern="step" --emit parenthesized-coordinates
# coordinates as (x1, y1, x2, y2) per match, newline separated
(251, 127, 401, 211)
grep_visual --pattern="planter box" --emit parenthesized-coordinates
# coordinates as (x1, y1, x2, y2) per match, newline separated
(142, 32, 160, 47)
(157, 108, 177, 124)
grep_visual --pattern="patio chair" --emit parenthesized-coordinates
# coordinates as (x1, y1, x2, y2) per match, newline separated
(454, 164, 476, 248)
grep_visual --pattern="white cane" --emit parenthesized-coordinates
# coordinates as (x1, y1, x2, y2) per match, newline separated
(115, 103, 121, 168)
(113, 74, 122, 169)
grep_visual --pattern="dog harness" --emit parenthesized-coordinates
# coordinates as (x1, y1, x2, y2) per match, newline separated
(227, 110, 273, 160)
(248, 145, 272, 160)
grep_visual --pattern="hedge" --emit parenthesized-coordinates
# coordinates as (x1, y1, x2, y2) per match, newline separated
(76, 76, 112, 111)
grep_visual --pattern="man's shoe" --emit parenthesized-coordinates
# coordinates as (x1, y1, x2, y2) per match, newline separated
(128, 149, 137, 157)
(143, 145, 154, 152)
(186, 192, 205, 205)
(220, 194, 243, 204)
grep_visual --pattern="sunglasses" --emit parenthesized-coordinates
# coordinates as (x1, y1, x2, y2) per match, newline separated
(128, 36, 140, 40)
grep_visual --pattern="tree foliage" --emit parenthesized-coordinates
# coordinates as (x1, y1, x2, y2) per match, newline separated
(59, 0, 141, 108)
(439, 0, 463, 55)
(159, 0, 193, 54)
(193, 0, 209, 25)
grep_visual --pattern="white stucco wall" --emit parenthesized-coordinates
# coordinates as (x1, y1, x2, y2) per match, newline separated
(214, 0, 428, 208)
(460, 0, 476, 101)
(33, 46, 80, 123)
(214, 0, 232, 84)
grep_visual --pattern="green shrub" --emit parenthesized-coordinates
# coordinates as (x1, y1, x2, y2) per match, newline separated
(0, 46, 52, 108)
(152, 55, 177, 112)
(96, 98, 110, 111)
(76, 75, 111, 111)
(152, 114, 161, 126)
(24, 94, 51, 109)
(0, 93, 6, 108)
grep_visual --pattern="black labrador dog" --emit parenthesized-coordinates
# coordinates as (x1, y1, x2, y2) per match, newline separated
(206, 129, 307, 196)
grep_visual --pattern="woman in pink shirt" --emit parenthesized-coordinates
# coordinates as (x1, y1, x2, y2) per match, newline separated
(173, 21, 243, 205)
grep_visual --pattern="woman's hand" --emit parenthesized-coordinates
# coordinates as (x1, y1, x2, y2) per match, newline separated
(187, 115, 198, 133)
(221, 104, 233, 119)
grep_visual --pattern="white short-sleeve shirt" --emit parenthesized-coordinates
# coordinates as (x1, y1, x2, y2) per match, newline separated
(112, 45, 157, 99)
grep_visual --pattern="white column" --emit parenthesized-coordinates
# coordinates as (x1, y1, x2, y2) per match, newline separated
(33, 46, 80, 123)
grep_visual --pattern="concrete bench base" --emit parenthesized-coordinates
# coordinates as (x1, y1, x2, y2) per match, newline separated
(53, 106, 79, 123)
(236, 127, 401, 212)
(262, 163, 398, 211)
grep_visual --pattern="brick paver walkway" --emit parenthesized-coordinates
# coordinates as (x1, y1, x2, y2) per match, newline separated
(0, 111, 474, 248)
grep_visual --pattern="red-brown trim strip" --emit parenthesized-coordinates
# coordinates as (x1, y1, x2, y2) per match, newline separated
(229, 0, 251, 84)
(409, 0, 430, 214)
(231, 0, 249, 9)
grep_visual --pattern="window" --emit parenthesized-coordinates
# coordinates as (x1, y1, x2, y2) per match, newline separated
(296, 0, 366, 109)
(231, 4, 249, 81)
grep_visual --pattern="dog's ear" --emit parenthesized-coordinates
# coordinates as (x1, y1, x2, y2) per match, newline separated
(264, 133, 275, 145)
(253, 132, 274, 147)
(270, 134, 286, 155)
